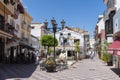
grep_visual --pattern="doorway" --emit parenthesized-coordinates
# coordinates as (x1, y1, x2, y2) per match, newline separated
(0, 38, 4, 63)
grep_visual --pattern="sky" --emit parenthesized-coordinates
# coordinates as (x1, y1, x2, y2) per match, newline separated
(22, 0, 106, 38)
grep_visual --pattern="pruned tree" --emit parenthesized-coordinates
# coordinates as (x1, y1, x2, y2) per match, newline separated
(75, 41, 80, 60)
(41, 35, 58, 56)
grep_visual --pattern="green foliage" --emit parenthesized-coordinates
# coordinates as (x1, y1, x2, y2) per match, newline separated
(41, 35, 58, 47)
(75, 41, 80, 53)
(48, 48, 53, 54)
(101, 40, 112, 62)
(101, 53, 112, 62)
(44, 57, 56, 67)
(97, 45, 101, 52)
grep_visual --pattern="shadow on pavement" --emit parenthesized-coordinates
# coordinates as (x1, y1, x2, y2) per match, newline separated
(111, 68, 120, 77)
(0, 64, 37, 80)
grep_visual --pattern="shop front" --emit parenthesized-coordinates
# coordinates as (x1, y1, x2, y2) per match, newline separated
(107, 31, 120, 68)
(0, 30, 13, 63)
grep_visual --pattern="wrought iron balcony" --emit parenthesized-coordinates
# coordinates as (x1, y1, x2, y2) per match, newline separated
(21, 37, 29, 42)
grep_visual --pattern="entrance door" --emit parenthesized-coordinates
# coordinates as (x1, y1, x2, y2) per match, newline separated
(0, 39, 4, 63)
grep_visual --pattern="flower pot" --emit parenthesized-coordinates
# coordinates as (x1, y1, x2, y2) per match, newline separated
(45, 66, 56, 72)
(107, 61, 113, 66)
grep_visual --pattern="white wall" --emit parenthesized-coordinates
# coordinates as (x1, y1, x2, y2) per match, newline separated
(90, 38, 95, 48)
(113, 9, 120, 33)
(30, 36, 39, 50)
(115, 0, 120, 11)
(31, 23, 44, 39)
(97, 15, 105, 34)
(56, 28, 84, 47)
(8, 15, 22, 38)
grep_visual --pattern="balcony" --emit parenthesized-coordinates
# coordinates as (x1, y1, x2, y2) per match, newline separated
(0, 0, 14, 15)
(17, 4, 24, 14)
(22, 21, 28, 30)
(11, 8, 19, 19)
(8, 24, 14, 30)
(21, 37, 29, 44)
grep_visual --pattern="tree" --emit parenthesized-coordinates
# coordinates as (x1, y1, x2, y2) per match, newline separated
(75, 41, 80, 60)
(41, 35, 58, 56)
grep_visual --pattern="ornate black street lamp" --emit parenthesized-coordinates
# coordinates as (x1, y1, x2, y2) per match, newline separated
(44, 17, 65, 58)
(61, 19, 65, 29)
(44, 20, 48, 29)
(51, 17, 57, 58)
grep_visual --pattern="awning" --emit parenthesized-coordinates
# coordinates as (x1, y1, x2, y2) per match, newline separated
(108, 40, 120, 51)
(107, 39, 120, 55)
(19, 42, 35, 50)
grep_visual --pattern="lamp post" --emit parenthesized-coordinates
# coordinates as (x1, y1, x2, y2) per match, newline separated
(60, 19, 65, 50)
(44, 20, 48, 29)
(61, 19, 65, 29)
(51, 17, 57, 58)
(44, 17, 65, 58)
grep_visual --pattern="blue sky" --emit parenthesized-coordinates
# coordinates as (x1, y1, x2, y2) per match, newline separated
(22, 0, 106, 38)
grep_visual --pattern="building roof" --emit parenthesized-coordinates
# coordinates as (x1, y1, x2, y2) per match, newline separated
(70, 27, 89, 35)
(31, 22, 42, 24)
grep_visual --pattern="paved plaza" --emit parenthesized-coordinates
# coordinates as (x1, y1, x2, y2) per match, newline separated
(0, 58, 120, 80)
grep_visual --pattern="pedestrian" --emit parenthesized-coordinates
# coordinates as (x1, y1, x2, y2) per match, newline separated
(35, 50, 40, 64)
(59, 50, 66, 63)
(31, 51, 35, 63)
(90, 50, 95, 60)
(86, 50, 91, 59)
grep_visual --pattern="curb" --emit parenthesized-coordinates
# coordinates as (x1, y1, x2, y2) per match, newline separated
(70, 61, 77, 66)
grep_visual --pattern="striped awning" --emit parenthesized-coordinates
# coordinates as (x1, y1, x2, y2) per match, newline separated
(107, 39, 120, 56)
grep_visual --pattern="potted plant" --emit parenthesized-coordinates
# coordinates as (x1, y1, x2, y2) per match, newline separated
(101, 53, 112, 66)
(44, 57, 56, 72)
(101, 40, 113, 66)
(106, 53, 113, 66)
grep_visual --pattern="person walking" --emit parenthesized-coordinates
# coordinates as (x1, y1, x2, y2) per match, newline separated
(90, 50, 95, 60)
(34, 50, 40, 64)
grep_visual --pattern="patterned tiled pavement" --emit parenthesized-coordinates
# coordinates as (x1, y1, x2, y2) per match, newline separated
(0, 58, 120, 80)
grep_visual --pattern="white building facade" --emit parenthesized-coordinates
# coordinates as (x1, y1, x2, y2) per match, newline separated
(113, 8, 120, 68)
(97, 15, 105, 35)
(55, 27, 85, 59)
(30, 35, 39, 50)
(113, 9, 120, 33)
(30, 23, 45, 51)
(104, 0, 120, 68)
(90, 38, 95, 49)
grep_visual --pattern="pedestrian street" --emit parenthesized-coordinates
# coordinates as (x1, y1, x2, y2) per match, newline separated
(0, 58, 120, 80)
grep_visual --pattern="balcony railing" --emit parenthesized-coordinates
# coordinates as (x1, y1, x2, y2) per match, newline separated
(17, 4, 24, 14)
(21, 37, 29, 43)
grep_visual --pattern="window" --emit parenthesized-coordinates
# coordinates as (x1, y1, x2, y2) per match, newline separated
(68, 33, 71, 36)
(63, 38, 67, 44)
(16, 24, 19, 31)
(74, 39, 80, 44)
(31, 26, 34, 29)
(60, 33, 63, 36)
(0, 15, 4, 30)
(21, 32, 25, 38)
(10, 19, 15, 27)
